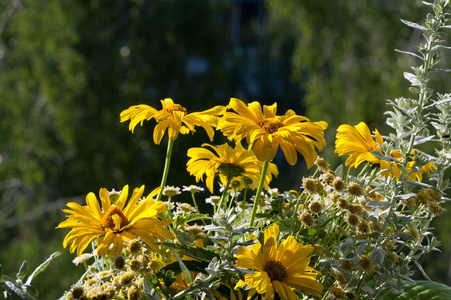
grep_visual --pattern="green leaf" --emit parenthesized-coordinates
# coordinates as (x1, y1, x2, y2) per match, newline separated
(25, 252, 61, 285)
(395, 49, 424, 60)
(172, 228, 195, 245)
(143, 276, 162, 300)
(2, 280, 30, 300)
(158, 260, 210, 277)
(400, 19, 428, 31)
(17, 261, 27, 281)
(172, 251, 192, 284)
(158, 243, 217, 262)
(383, 280, 451, 300)
(184, 213, 211, 222)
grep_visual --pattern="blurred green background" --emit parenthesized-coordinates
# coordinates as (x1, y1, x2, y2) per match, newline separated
(1, 0, 450, 298)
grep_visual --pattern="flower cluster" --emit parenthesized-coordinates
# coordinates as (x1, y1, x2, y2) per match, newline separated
(49, 2, 451, 300)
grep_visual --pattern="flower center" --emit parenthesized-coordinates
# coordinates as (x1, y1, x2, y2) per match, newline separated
(218, 163, 245, 178)
(101, 206, 130, 230)
(165, 104, 187, 116)
(259, 118, 283, 134)
(264, 261, 288, 282)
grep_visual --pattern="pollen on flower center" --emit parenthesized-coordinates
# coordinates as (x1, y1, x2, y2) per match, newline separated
(259, 118, 283, 134)
(165, 104, 187, 116)
(101, 206, 130, 230)
(217, 163, 245, 178)
(264, 260, 288, 282)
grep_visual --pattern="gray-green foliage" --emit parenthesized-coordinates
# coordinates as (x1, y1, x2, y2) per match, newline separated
(0, 252, 60, 299)
(266, 0, 441, 137)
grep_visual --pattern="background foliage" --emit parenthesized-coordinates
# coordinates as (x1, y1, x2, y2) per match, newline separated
(0, 0, 450, 298)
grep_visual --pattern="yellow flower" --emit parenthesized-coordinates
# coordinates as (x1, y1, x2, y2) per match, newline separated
(335, 122, 383, 168)
(218, 98, 327, 167)
(120, 98, 225, 144)
(380, 150, 434, 181)
(235, 223, 323, 299)
(56, 185, 173, 256)
(186, 142, 279, 193)
(335, 122, 434, 181)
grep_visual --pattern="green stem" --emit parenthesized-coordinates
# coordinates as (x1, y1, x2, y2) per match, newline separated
(216, 176, 232, 214)
(157, 138, 174, 201)
(291, 190, 306, 219)
(249, 160, 269, 227)
(191, 193, 206, 225)
(166, 196, 173, 218)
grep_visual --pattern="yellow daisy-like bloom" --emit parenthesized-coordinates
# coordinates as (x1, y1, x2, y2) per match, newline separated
(120, 98, 225, 144)
(56, 185, 173, 256)
(217, 98, 327, 167)
(186, 142, 279, 193)
(235, 223, 323, 299)
(335, 122, 434, 181)
(335, 122, 383, 168)
(380, 150, 434, 181)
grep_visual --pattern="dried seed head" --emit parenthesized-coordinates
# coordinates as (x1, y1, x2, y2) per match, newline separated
(130, 259, 141, 272)
(428, 189, 442, 202)
(148, 259, 162, 272)
(120, 272, 134, 286)
(340, 259, 353, 271)
(333, 178, 346, 192)
(406, 197, 417, 207)
(328, 193, 342, 202)
(348, 204, 363, 216)
(309, 200, 323, 214)
(302, 178, 324, 194)
(71, 286, 84, 299)
(114, 255, 126, 270)
(417, 190, 432, 204)
(357, 255, 373, 273)
(346, 214, 359, 226)
(321, 171, 335, 185)
(427, 202, 443, 216)
(329, 286, 346, 298)
(333, 271, 346, 286)
(364, 186, 373, 196)
(127, 286, 140, 300)
(357, 220, 370, 235)
(299, 212, 315, 227)
(345, 290, 358, 299)
(348, 182, 363, 196)
(382, 239, 396, 250)
(337, 198, 349, 210)
(83, 279, 96, 289)
(315, 157, 330, 171)
(128, 239, 142, 254)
